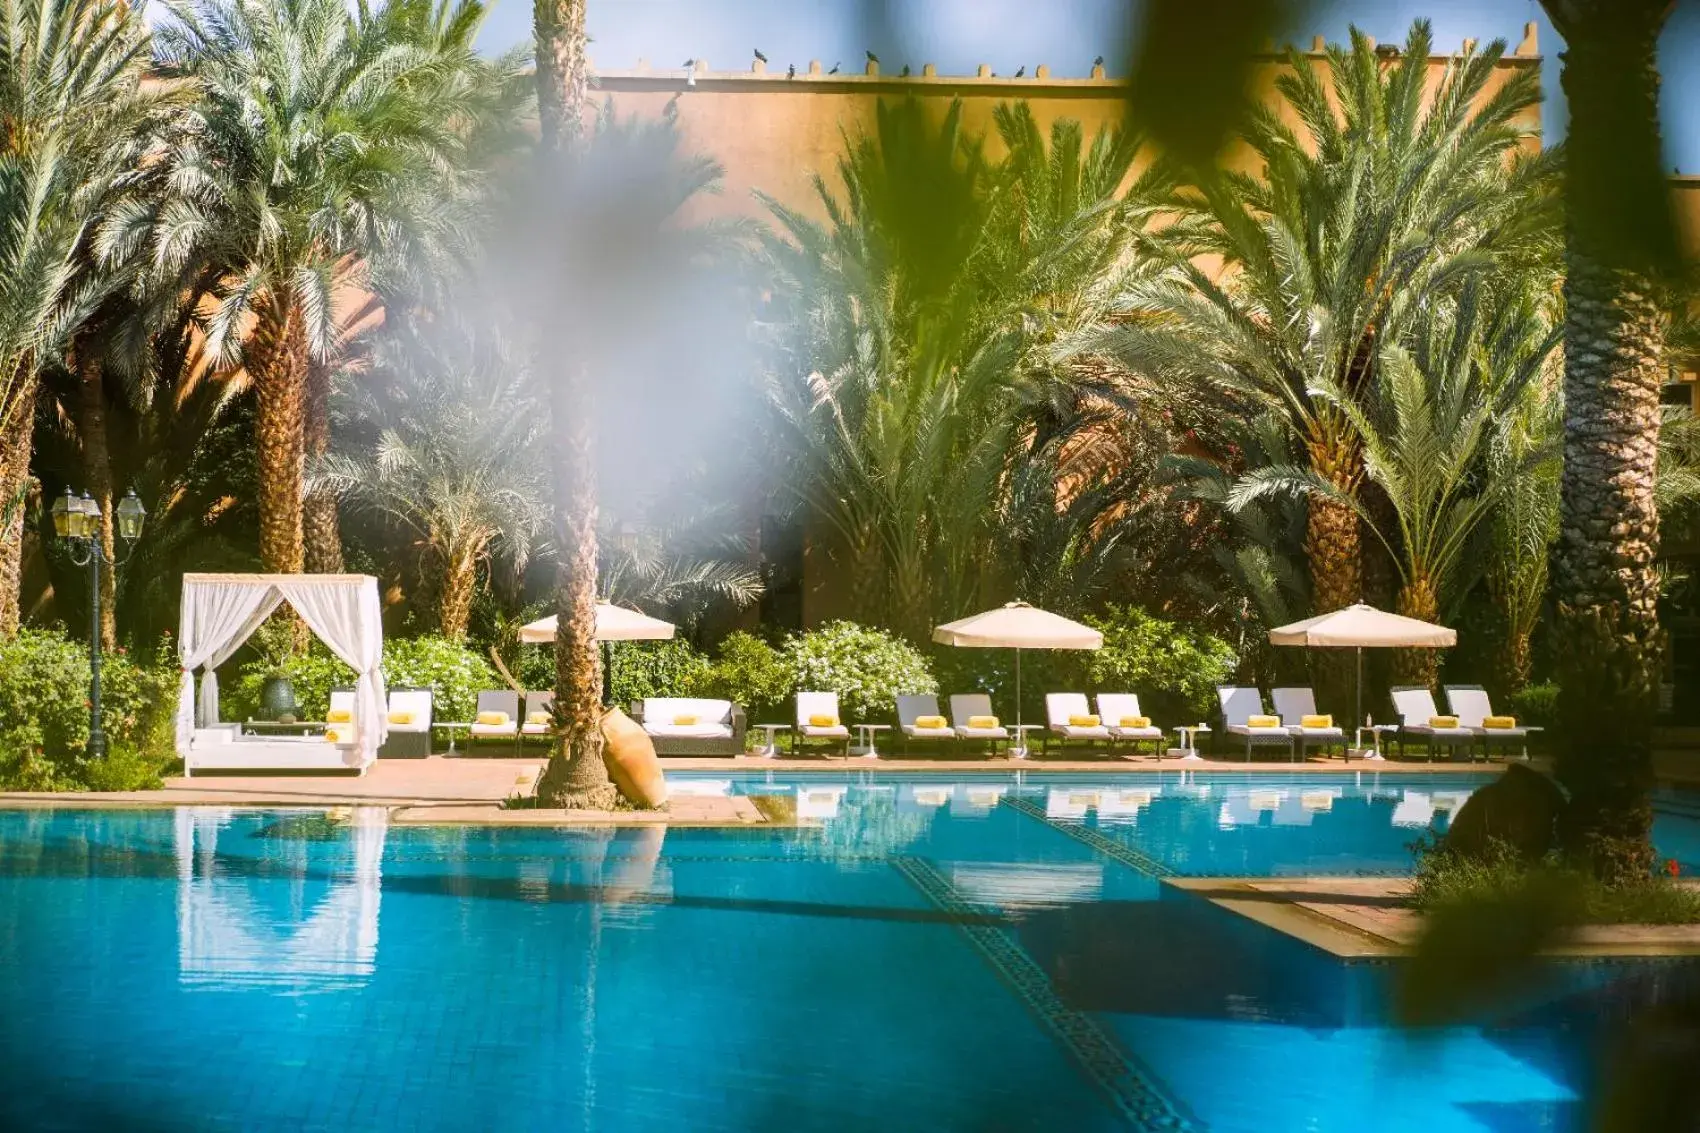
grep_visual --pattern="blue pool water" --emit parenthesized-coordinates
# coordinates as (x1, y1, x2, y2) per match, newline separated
(0, 771, 1696, 1132)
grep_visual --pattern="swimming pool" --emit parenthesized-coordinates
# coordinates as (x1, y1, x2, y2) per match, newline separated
(0, 772, 1694, 1131)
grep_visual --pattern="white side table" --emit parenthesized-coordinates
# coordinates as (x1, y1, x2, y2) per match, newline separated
(753, 723, 790, 758)
(1354, 724, 1398, 761)
(1009, 724, 1043, 759)
(1172, 725, 1210, 761)
(436, 722, 470, 753)
(851, 723, 890, 758)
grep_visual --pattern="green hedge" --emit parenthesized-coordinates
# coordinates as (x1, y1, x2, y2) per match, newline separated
(1080, 605, 1237, 723)
(0, 628, 177, 791)
(609, 638, 710, 707)
(781, 621, 936, 722)
(689, 631, 792, 720)
(228, 635, 498, 723)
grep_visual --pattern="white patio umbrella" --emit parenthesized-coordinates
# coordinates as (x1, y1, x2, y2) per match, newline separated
(1268, 603, 1457, 732)
(519, 605, 677, 703)
(518, 604, 677, 643)
(933, 602, 1103, 756)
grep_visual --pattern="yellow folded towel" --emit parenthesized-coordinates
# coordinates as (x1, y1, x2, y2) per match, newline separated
(808, 713, 839, 728)
(915, 715, 948, 729)
(387, 710, 415, 726)
(1119, 715, 1152, 728)
(673, 714, 700, 726)
(475, 711, 511, 727)
(1483, 715, 1517, 729)
(1429, 716, 1460, 729)
(1068, 714, 1101, 728)
(967, 715, 1000, 729)
(326, 708, 353, 724)
(1247, 714, 1281, 728)
(1301, 714, 1333, 729)
(526, 711, 551, 726)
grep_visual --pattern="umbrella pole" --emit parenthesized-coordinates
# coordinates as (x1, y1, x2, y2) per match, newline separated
(1355, 645, 1363, 742)
(1014, 648, 1023, 758)
(602, 642, 613, 706)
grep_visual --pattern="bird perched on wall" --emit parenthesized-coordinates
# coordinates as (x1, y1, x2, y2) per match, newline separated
(1374, 43, 1401, 58)
(787, 63, 796, 79)
(900, 64, 911, 77)
(1093, 54, 1104, 68)
(682, 58, 695, 68)
(828, 61, 840, 73)
(1014, 65, 1025, 77)
(866, 50, 879, 65)
(754, 48, 767, 63)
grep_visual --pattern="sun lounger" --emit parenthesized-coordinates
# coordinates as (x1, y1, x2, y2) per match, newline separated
(1044, 692, 1111, 753)
(1444, 684, 1539, 759)
(1216, 686, 1296, 760)
(1271, 687, 1346, 760)
(469, 689, 521, 753)
(795, 691, 851, 755)
(897, 694, 955, 750)
(1390, 687, 1475, 761)
(1095, 693, 1164, 756)
(949, 693, 1009, 751)
(520, 691, 554, 744)
(379, 687, 433, 758)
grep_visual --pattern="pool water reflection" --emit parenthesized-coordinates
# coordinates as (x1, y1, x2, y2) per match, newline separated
(0, 772, 1694, 1132)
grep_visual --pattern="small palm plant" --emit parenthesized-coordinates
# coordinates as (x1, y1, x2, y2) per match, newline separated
(313, 328, 547, 641)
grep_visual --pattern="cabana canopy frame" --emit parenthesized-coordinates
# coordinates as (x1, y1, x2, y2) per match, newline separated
(176, 573, 388, 772)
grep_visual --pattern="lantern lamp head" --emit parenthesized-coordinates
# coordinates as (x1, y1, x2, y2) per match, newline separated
(115, 489, 146, 542)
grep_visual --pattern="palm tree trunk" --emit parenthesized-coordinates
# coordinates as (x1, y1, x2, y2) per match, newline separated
(535, 359, 615, 808)
(251, 299, 308, 576)
(1393, 573, 1439, 688)
(439, 540, 480, 643)
(0, 363, 37, 638)
(302, 355, 344, 573)
(1545, 0, 1670, 886)
(1306, 420, 1364, 715)
(76, 350, 117, 651)
(532, 0, 614, 807)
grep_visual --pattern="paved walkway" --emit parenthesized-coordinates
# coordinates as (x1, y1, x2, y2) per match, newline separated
(1166, 876, 1700, 958)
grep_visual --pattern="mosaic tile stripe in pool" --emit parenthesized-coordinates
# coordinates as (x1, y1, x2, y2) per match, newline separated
(890, 855, 1196, 1132)
(1000, 795, 1177, 878)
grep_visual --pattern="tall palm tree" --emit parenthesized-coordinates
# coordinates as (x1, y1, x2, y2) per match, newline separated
(0, 0, 155, 636)
(314, 331, 547, 641)
(1537, 0, 1674, 885)
(110, 0, 498, 578)
(763, 98, 1165, 635)
(1484, 387, 1561, 694)
(1101, 21, 1549, 705)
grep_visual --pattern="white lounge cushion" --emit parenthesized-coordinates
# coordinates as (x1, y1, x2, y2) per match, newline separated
(955, 726, 1008, 740)
(520, 722, 551, 735)
(645, 722, 734, 740)
(800, 724, 850, 738)
(469, 721, 519, 736)
(1289, 725, 1345, 737)
(1108, 725, 1162, 740)
(1226, 724, 1291, 737)
(1052, 724, 1111, 739)
(901, 724, 954, 738)
(643, 697, 732, 725)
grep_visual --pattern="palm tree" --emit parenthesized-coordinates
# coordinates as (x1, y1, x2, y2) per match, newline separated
(1100, 20, 1549, 704)
(1484, 387, 1561, 694)
(111, 0, 500, 578)
(1536, 0, 1674, 885)
(0, 0, 155, 636)
(313, 330, 547, 641)
(763, 98, 1165, 635)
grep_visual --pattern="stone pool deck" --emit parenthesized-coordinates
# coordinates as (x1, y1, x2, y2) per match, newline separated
(1166, 876, 1700, 959)
(0, 751, 1512, 827)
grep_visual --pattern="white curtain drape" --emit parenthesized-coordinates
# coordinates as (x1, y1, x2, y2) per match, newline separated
(176, 582, 286, 755)
(276, 576, 389, 763)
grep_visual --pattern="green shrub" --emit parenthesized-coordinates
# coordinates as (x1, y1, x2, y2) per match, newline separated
(381, 636, 499, 721)
(689, 632, 791, 719)
(1081, 605, 1237, 722)
(0, 628, 179, 790)
(608, 638, 710, 707)
(0, 629, 91, 772)
(81, 744, 170, 792)
(1507, 681, 1559, 732)
(782, 621, 935, 722)
(1412, 834, 1700, 925)
(230, 635, 500, 722)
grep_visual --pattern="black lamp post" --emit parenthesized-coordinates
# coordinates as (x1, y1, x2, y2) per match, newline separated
(50, 487, 146, 759)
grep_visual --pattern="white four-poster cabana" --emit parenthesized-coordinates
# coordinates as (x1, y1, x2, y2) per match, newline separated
(176, 573, 387, 776)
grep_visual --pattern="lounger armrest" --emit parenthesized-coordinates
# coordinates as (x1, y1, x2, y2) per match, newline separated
(729, 704, 747, 748)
